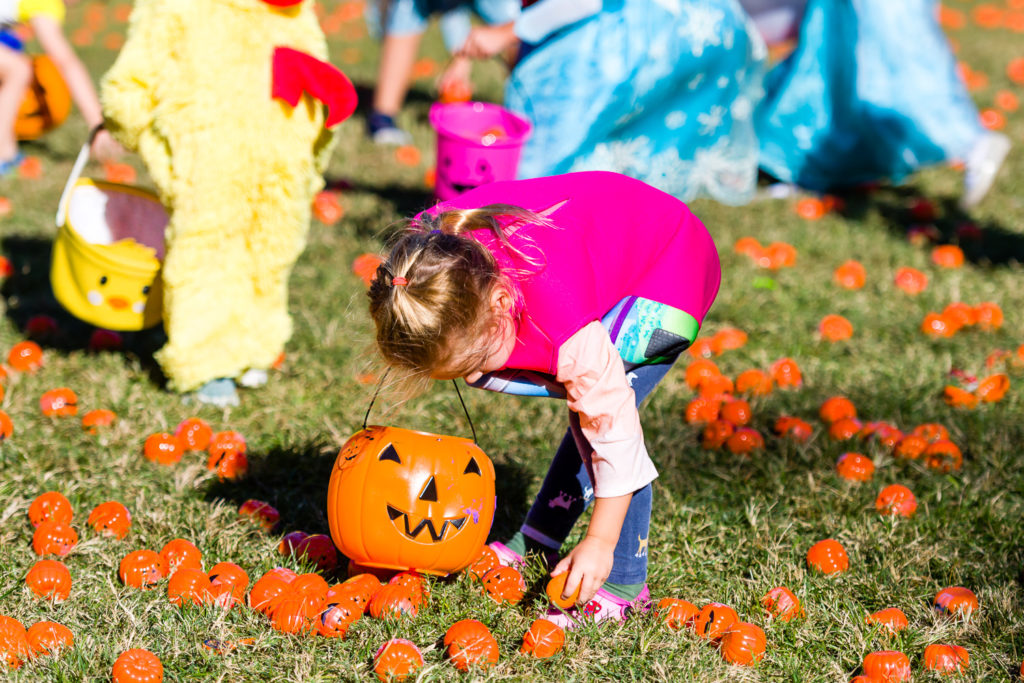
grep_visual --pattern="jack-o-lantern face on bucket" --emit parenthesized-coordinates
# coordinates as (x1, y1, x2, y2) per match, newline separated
(327, 426, 496, 576)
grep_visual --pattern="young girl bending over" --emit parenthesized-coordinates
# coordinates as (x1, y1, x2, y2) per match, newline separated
(367, 171, 720, 626)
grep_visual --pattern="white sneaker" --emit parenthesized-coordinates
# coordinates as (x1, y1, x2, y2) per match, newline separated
(371, 126, 412, 146)
(962, 132, 1011, 210)
(238, 369, 269, 388)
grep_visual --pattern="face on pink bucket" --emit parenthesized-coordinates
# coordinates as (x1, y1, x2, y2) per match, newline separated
(438, 152, 496, 198)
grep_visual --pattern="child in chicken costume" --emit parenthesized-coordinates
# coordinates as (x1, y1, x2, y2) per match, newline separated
(100, 0, 356, 405)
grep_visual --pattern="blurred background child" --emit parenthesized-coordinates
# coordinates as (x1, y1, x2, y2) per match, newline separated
(366, 0, 519, 144)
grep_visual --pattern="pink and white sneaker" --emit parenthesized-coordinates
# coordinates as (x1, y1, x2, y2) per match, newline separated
(542, 585, 651, 630)
(488, 542, 527, 569)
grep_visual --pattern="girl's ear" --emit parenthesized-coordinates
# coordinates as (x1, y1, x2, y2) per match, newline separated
(490, 285, 514, 314)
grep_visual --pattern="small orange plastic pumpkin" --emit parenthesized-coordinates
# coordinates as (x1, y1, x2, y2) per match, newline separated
(922, 644, 969, 672)
(685, 359, 722, 389)
(685, 396, 721, 424)
(317, 596, 361, 638)
(25, 560, 71, 601)
(15, 56, 71, 140)
(207, 449, 249, 481)
(720, 399, 753, 427)
(466, 545, 500, 581)
(769, 357, 803, 389)
(143, 433, 183, 466)
(923, 440, 963, 472)
(373, 639, 423, 682)
(39, 388, 77, 417)
(719, 622, 766, 665)
(335, 573, 383, 611)
(829, 417, 864, 441)
(208, 562, 249, 604)
(931, 245, 964, 268)
(166, 568, 212, 607)
(294, 534, 339, 572)
(866, 607, 908, 634)
(894, 266, 928, 295)
(0, 410, 11, 441)
(271, 597, 315, 634)
(911, 422, 949, 442)
(735, 370, 772, 396)
(119, 550, 166, 589)
(520, 618, 564, 659)
(657, 598, 699, 630)
(943, 386, 979, 409)
(806, 539, 849, 574)
(368, 583, 419, 619)
(81, 409, 116, 433)
(875, 485, 917, 518)
(973, 302, 1004, 330)
(725, 428, 764, 454)
(445, 622, 498, 672)
(159, 539, 202, 576)
(247, 572, 293, 614)
(701, 419, 735, 449)
(174, 417, 212, 451)
(28, 491, 73, 527)
(761, 587, 804, 621)
(0, 616, 31, 669)
(819, 314, 854, 342)
(694, 603, 738, 641)
(893, 435, 928, 459)
(327, 426, 496, 576)
(208, 430, 247, 458)
(32, 521, 78, 557)
(774, 416, 813, 442)
(862, 650, 911, 682)
(833, 260, 866, 289)
(820, 397, 856, 424)
(7, 340, 44, 372)
(836, 453, 875, 482)
(975, 374, 1009, 402)
(87, 501, 132, 539)
(546, 572, 581, 609)
(238, 500, 280, 532)
(934, 586, 978, 615)
(481, 566, 526, 605)
(111, 648, 163, 683)
(25, 621, 73, 656)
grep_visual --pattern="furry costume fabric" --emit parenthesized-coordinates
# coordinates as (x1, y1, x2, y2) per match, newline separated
(100, 0, 348, 391)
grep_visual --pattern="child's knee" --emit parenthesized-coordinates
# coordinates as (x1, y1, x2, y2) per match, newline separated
(0, 50, 32, 87)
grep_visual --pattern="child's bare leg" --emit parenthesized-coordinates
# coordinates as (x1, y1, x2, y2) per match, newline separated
(373, 32, 423, 117)
(0, 45, 32, 161)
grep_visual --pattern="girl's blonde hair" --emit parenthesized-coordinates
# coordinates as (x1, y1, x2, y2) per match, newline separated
(368, 204, 547, 392)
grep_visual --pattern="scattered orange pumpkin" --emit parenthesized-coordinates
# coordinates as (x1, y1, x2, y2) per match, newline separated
(143, 433, 183, 466)
(862, 650, 912, 682)
(685, 397, 721, 424)
(688, 338, 716, 359)
(352, 253, 384, 287)
(25, 621, 73, 656)
(943, 386, 979, 409)
(829, 418, 864, 441)
(313, 190, 344, 225)
(160, 538, 202, 575)
(87, 501, 131, 539)
(934, 586, 978, 615)
(733, 237, 761, 256)
(208, 430, 247, 458)
(32, 521, 78, 557)
(446, 626, 498, 672)
(719, 399, 752, 427)
(699, 373, 734, 398)
(174, 418, 212, 451)
(368, 583, 419, 619)
(373, 639, 423, 682)
(207, 449, 249, 480)
(769, 357, 803, 388)
(719, 622, 766, 665)
(774, 416, 813, 442)
(819, 314, 853, 342)
(237, 500, 280, 532)
(893, 435, 928, 459)
(836, 453, 875, 482)
(7, 340, 44, 372)
(973, 302, 1004, 330)
(481, 566, 525, 605)
(119, 550, 166, 589)
(81, 409, 116, 433)
(942, 302, 977, 328)
(39, 388, 78, 417)
(271, 597, 316, 634)
(317, 598, 361, 638)
(166, 568, 213, 607)
(685, 359, 722, 389)
(922, 644, 969, 673)
(735, 370, 772, 397)
(875, 485, 917, 518)
(712, 327, 748, 351)
(795, 197, 826, 220)
(111, 648, 163, 683)
(208, 562, 249, 606)
(833, 260, 866, 289)
(806, 539, 849, 574)
(657, 598, 699, 630)
(701, 419, 735, 449)
(975, 374, 1009, 402)
(725, 428, 764, 454)
(248, 572, 293, 614)
(693, 603, 738, 641)
(25, 560, 71, 601)
(0, 410, 11, 441)
(820, 397, 856, 424)
(466, 546, 500, 581)
(520, 618, 565, 658)
(761, 586, 803, 621)
(923, 440, 963, 472)
(0, 616, 31, 669)
(931, 245, 964, 268)
(866, 607, 909, 634)
(28, 491, 73, 527)
(893, 267, 928, 295)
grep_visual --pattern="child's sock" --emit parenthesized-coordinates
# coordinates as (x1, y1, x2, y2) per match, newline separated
(601, 581, 646, 602)
(502, 531, 528, 557)
(367, 111, 411, 145)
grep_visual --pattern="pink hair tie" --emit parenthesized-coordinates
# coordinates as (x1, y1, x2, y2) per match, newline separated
(392, 276, 408, 286)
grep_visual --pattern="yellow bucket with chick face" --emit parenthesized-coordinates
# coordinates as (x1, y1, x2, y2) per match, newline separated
(51, 140, 167, 331)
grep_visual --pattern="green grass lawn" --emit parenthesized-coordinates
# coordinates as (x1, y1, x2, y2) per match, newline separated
(1, 0, 1023, 680)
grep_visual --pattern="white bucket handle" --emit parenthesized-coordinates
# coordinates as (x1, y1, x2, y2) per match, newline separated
(55, 124, 102, 229)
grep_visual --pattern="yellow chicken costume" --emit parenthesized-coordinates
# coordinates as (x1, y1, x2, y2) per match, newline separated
(100, 0, 356, 401)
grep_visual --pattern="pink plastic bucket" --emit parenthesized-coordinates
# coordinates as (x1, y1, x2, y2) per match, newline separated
(429, 101, 532, 201)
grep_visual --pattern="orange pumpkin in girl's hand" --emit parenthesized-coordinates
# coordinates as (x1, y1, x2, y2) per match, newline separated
(761, 587, 803, 621)
(374, 639, 423, 682)
(111, 649, 163, 683)
(87, 501, 131, 539)
(866, 607, 909, 634)
(893, 266, 928, 295)
(922, 644, 969, 672)
(875, 485, 917, 518)
(40, 388, 78, 417)
(833, 260, 866, 289)
(819, 314, 853, 342)
(143, 433, 183, 465)
(81, 409, 116, 433)
(806, 539, 849, 574)
(694, 603, 738, 641)
(7, 340, 43, 372)
(719, 622, 766, 665)
(25, 621, 73, 656)
(836, 453, 874, 482)
(657, 598, 699, 630)
(934, 586, 978, 615)
(520, 618, 564, 658)
(119, 550, 166, 589)
(25, 560, 71, 601)
(174, 417, 212, 451)
(32, 521, 78, 557)
(546, 572, 581, 609)
(28, 492, 72, 527)
(481, 566, 525, 605)
(862, 651, 911, 682)
(819, 396, 856, 424)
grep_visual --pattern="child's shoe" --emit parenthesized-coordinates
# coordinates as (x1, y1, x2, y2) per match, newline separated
(489, 541, 560, 570)
(542, 585, 651, 630)
(238, 368, 269, 388)
(0, 152, 24, 178)
(368, 111, 411, 146)
(192, 378, 239, 407)
(962, 131, 1011, 209)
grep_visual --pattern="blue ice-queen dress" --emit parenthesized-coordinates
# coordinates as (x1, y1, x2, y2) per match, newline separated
(506, 0, 767, 206)
(754, 0, 986, 191)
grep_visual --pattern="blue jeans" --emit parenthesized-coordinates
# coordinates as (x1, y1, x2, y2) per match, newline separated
(519, 360, 675, 585)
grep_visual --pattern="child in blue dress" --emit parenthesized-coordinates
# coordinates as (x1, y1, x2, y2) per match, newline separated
(753, 0, 1011, 208)
(456, 0, 767, 205)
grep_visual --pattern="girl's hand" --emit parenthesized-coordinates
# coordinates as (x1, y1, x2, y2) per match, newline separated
(456, 23, 519, 60)
(550, 535, 615, 606)
(437, 56, 472, 101)
(90, 129, 124, 163)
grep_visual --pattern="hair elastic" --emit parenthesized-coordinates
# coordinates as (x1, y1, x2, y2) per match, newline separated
(392, 276, 408, 286)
